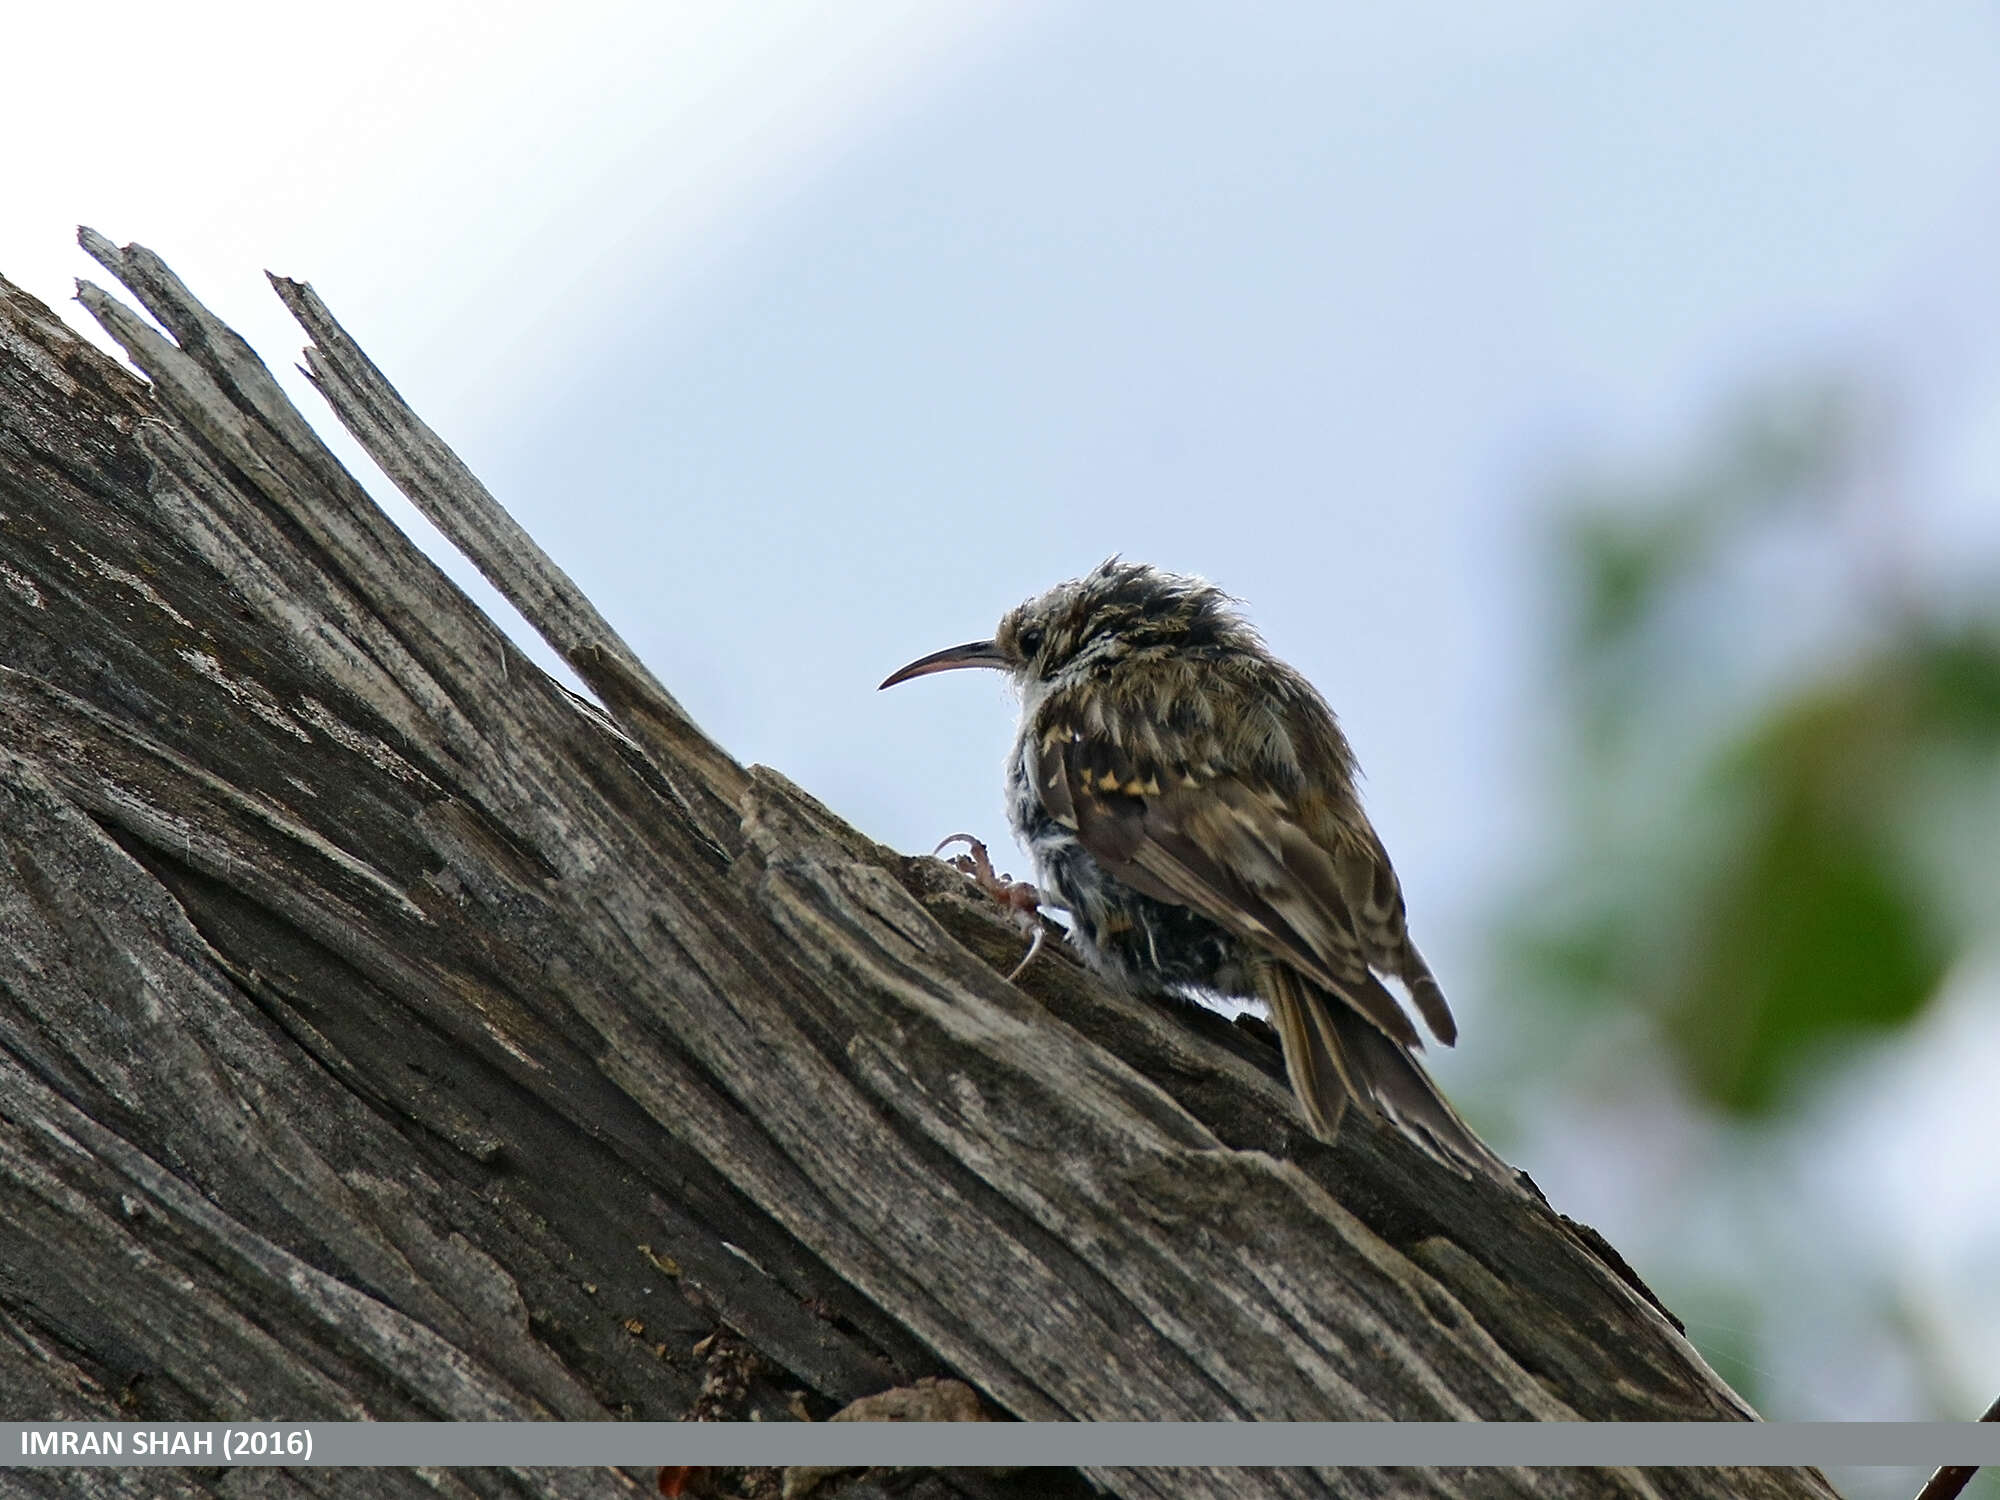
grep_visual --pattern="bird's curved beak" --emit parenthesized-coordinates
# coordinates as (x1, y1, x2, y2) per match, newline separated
(878, 640, 1009, 690)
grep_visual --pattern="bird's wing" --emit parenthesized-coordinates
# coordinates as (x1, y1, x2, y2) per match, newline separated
(1034, 707, 1438, 1049)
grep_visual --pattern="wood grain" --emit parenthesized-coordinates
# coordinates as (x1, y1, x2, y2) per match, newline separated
(0, 237, 1841, 1500)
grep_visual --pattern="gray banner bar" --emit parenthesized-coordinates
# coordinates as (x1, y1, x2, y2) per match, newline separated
(4, 1422, 1998, 1468)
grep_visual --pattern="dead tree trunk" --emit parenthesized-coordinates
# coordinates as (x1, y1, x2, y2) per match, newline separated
(0, 233, 1835, 1500)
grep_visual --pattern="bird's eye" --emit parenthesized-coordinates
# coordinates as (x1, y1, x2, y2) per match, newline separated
(1018, 627, 1044, 657)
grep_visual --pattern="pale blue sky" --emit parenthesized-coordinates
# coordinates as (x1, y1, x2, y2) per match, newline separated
(8, 0, 2000, 1443)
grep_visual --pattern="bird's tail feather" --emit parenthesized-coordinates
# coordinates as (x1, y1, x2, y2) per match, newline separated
(1262, 966, 1511, 1183)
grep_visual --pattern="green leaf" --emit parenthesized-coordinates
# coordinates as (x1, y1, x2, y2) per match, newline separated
(1659, 681, 1945, 1114)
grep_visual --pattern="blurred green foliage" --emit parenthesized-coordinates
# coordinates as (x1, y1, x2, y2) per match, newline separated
(1508, 383, 2000, 1115)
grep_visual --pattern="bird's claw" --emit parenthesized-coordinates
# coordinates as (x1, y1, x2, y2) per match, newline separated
(1003, 923, 1046, 982)
(932, 834, 1046, 978)
(933, 835, 1043, 920)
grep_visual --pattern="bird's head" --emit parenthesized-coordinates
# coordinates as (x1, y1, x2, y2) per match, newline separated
(879, 558, 1254, 694)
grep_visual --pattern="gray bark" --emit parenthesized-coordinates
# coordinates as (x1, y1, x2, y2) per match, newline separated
(0, 232, 1837, 1500)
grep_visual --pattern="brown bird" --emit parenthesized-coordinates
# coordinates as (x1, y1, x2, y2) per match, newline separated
(881, 558, 1505, 1177)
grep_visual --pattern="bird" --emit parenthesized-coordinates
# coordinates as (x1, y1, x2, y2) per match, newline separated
(880, 558, 1506, 1178)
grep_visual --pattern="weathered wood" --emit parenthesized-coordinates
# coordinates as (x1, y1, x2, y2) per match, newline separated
(0, 235, 1839, 1500)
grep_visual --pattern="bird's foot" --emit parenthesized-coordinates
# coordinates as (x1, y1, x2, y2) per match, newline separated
(932, 834, 1046, 980)
(932, 834, 1041, 915)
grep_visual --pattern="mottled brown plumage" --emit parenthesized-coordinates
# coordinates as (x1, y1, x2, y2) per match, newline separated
(882, 559, 1505, 1177)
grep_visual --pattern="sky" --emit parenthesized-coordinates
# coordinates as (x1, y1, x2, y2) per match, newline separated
(8, 0, 2000, 1451)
